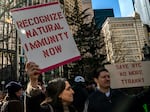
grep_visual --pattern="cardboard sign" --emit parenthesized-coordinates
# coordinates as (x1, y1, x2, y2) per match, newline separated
(105, 61, 150, 89)
(11, 2, 81, 72)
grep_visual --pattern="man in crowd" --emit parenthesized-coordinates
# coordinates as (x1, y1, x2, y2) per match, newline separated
(83, 67, 150, 112)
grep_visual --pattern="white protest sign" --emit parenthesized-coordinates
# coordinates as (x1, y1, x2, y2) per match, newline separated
(105, 61, 150, 89)
(11, 2, 81, 72)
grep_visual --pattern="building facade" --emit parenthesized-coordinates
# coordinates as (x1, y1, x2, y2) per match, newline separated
(134, 0, 150, 26)
(102, 13, 149, 63)
(82, 0, 93, 23)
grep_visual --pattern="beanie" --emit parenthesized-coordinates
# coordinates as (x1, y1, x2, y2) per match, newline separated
(74, 76, 85, 83)
(5, 81, 22, 94)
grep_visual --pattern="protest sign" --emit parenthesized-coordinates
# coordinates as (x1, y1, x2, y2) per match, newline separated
(105, 61, 150, 89)
(11, 2, 81, 72)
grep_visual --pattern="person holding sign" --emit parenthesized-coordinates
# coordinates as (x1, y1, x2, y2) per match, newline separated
(25, 62, 46, 112)
(83, 67, 150, 112)
(25, 62, 78, 112)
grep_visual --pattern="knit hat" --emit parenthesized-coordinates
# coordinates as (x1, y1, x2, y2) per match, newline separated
(74, 76, 85, 83)
(5, 81, 22, 94)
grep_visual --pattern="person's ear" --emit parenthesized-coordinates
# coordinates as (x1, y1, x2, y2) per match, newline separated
(58, 93, 62, 99)
(94, 78, 98, 84)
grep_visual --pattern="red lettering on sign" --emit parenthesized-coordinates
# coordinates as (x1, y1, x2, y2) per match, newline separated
(26, 23, 64, 38)
(120, 72, 127, 76)
(131, 63, 141, 68)
(116, 64, 129, 69)
(16, 12, 64, 29)
(128, 70, 143, 75)
(23, 32, 68, 52)
(121, 78, 144, 85)
(42, 44, 62, 58)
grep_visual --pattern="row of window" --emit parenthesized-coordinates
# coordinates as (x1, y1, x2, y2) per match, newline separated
(112, 36, 137, 41)
(111, 23, 134, 28)
(113, 48, 140, 55)
(112, 29, 136, 35)
(112, 55, 141, 62)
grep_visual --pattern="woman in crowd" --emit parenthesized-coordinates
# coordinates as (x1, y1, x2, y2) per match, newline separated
(40, 78, 77, 112)
(25, 62, 77, 112)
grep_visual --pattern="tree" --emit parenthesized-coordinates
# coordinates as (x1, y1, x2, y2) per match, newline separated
(65, 0, 106, 81)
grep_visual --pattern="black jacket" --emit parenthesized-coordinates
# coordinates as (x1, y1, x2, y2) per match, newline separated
(26, 89, 45, 112)
(40, 102, 78, 112)
(1, 95, 23, 112)
(84, 89, 144, 112)
(73, 84, 88, 112)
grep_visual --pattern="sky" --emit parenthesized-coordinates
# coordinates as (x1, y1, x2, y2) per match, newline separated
(91, 0, 134, 17)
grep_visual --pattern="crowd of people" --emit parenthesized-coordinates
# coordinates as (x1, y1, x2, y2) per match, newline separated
(0, 62, 150, 112)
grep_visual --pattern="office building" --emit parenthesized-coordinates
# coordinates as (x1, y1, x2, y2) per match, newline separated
(94, 9, 114, 29)
(82, 0, 94, 23)
(102, 13, 149, 63)
(134, 0, 150, 26)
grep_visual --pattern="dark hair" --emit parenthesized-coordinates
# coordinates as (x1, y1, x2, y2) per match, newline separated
(46, 78, 66, 104)
(93, 67, 109, 78)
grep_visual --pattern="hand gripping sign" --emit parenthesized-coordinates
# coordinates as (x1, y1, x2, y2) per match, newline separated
(11, 2, 81, 72)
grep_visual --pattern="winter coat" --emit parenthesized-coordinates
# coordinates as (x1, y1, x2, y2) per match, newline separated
(25, 88, 45, 112)
(72, 83, 88, 112)
(1, 95, 23, 112)
(40, 99, 78, 112)
(84, 89, 143, 112)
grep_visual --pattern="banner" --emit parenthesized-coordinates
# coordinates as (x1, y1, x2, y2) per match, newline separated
(11, 2, 81, 72)
(105, 61, 150, 89)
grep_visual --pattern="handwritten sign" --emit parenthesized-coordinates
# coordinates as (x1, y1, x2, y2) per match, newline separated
(105, 61, 150, 89)
(11, 2, 81, 72)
